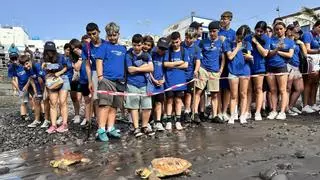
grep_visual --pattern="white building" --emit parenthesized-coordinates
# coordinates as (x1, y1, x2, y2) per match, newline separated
(280, 7, 320, 32)
(163, 14, 213, 40)
(0, 26, 29, 51)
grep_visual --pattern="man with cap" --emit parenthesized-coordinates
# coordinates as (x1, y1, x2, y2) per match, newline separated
(190, 21, 203, 46)
(194, 21, 225, 123)
(149, 37, 170, 131)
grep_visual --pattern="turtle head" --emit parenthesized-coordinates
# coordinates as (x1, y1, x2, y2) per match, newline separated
(135, 167, 152, 179)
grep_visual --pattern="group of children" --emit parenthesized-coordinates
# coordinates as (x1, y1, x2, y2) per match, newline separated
(7, 11, 320, 142)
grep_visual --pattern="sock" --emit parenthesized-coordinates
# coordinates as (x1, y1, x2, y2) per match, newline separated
(107, 126, 113, 132)
(176, 115, 181, 122)
(100, 127, 106, 132)
(184, 110, 190, 114)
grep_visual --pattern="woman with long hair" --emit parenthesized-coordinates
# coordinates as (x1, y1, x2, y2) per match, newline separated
(43, 41, 70, 133)
(224, 25, 253, 124)
(266, 22, 294, 120)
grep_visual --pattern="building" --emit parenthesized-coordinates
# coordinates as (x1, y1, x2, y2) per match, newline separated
(163, 14, 213, 40)
(280, 7, 320, 32)
(0, 26, 29, 51)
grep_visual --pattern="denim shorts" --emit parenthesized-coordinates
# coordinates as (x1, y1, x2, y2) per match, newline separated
(125, 84, 152, 110)
(92, 71, 98, 100)
(61, 75, 71, 91)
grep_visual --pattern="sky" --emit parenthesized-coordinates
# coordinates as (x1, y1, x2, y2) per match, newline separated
(0, 0, 319, 40)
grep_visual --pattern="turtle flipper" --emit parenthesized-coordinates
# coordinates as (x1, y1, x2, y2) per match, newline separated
(135, 168, 152, 179)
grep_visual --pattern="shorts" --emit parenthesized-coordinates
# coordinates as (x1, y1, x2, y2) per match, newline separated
(98, 78, 123, 108)
(266, 66, 288, 73)
(70, 81, 81, 92)
(165, 90, 184, 98)
(19, 91, 29, 104)
(195, 67, 220, 92)
(80, 83, 90, 97)
(185, 79, 194, 94)
(308, 54, 320, 72)
(60, 75, 71, 91)
(92, 71, 98, 100)
(125, 84, 152, 110)
(287, 64, 302, 79)
(153, 93, 165, 103)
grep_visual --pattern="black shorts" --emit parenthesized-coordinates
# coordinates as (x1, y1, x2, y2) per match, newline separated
(165, 91, 184, 98)
(80, 83, 90, 97)
(70, 81, 81, 92)
(184, 80, 194, 94)
(153, 93, 165, 103)
(267, 66, 288, 73)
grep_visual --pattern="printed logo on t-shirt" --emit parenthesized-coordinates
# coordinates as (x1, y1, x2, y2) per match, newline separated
(111, 50, 124, 56)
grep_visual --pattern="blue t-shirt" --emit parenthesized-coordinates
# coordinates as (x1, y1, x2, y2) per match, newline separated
(126, 51, 152, 88)
(182, 42, 202, 80)
(26, 63, 45, 94)
(247, 34, 271, 73)
(199, 38, 223, 72)
(8, 63, 18, 78)
(219, 28, 236, 43)
(164, 48, 190, 91)
(151, 49, 168, 93)
(302, 31, 320, 50)
(13, 65, 29, 90)
(194, 39, 201, 47)
(82, 39, 106, 71)
(224, 40, 252, 76)
(64, 56, 74, 81)
(95, 42, 127, 81)
(79, 60, 88, 84)
(289, 42, 300, 67)
(268, 37, 294, 68)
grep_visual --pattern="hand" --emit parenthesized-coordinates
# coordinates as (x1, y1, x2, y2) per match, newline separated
(219, 36, 226, 42)
(236, 41, 243, 49)
(158, 79, 165, 86)
(193, 71, 199, 78)
(22, 86, 28, 92)
(18, 90, 24, 97)
(243, 53, 253, 60)
(277, 42, 285, 49)
(98, 76, 103, 82)
(88, 82, 94, 94)
(54, 72, 59, 77)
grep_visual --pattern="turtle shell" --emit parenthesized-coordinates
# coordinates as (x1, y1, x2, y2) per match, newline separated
(151, 157, 192, 177)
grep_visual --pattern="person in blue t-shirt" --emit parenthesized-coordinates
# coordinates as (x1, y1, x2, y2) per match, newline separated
(266, 22, 294, 121)
(8, 52, 19, 96)
(219, 11, 237, 122)
(142, 35, 155, 54)
(19, 55, 45, 128)
(182, 27, 201, 123)
(247, 21, 270, 121)
(224, 25, 253, 124)
(164, 32, 189, 131)
(149, 37, 170, 132)
(285, 24, 306, 116)
(195, 21, 225, 124)
(83, 23, 106, 125)
(301, 20, 320, 113)
(8, 43, 19, 54)
(70, 39, 92, 127)
(96, 22, 127, 141)
(189, 21, 203, 46)
(123, 34, 154, 138)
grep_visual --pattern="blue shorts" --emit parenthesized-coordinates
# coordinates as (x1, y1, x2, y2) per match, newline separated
(61, 75, 71, 91)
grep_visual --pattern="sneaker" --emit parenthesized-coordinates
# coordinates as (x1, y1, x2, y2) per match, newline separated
(25, 115, 30, 121)
(154, 122, 165, 131)
(141, 126, 155, 136)
(46, 126, 57, 134)
(291, 107, 302, 114)
(239, 115, 248, 124)
(73, 115, 81, 124)
(184, 113, 191, 123)
(97, 129, 109, 142)
(267, 111, 278, 120)
(175, 122, 183, 130)
(28, 120, 41, 128)
(302, 105, 315, 113)
(222, 113, 230, 122)
(80, 119, 87, 126)
(254, 112, 262, 121)
(212, 116, 224, 124)
(165, 122, 172, 130)
(147, 123, 152, 131)
(107, 126, 121, 138)
(287, 109, 298, 116)
(228, 114, 236, 124)
(276, 112, 286, 120)
(234, 113, 239, 120)
(56, 124, 68, 133)
(133, 128, 143, 138)
(41, 120, 51, 128)
(199, 112, 206, 122)
(193, 114, 201, 124)
(56, 116, 63, 125)
(312, 104, 320, 111)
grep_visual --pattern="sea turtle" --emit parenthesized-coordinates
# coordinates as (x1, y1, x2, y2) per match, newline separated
(50, 152, 90, 171)
(136, 157, 192, 179)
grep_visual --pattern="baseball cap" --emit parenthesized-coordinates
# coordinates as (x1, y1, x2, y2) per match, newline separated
(9, 52, 19, 59)
(190, 21, 203, 29)
(208, 21, 220, 30)
(44, 41, 56, 51)
(157, 37, 170, 50)
(287, 24, 295, 30)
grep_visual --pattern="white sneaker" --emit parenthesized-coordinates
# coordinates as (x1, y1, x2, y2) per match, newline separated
(175, 122, 183, 130)
(222, 113, 230, 122)
(80, 119, 87, 126)
(287, 109, 298, 116)
(267, 111, 278, 120)
(56, 116, 63, 125)
(28, 120, 41, 128)
(147, 123, 153, 131)
(291, 107, 302, 114)
(73, 116, 81, 124)
(302, 105, 315, 113)
(239, 115, 248, 124)
(246, 112, 252, 120)
(165, 122, 172, 130)
(312, 104, 320, 111)
(228, 114, 235, 124)
(41, 120, 51, 128)
(276, 112, 286, 120)
(234, 113, 239, 120)
(154, 122, 165, 131)
(254, 112, 262, 121)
